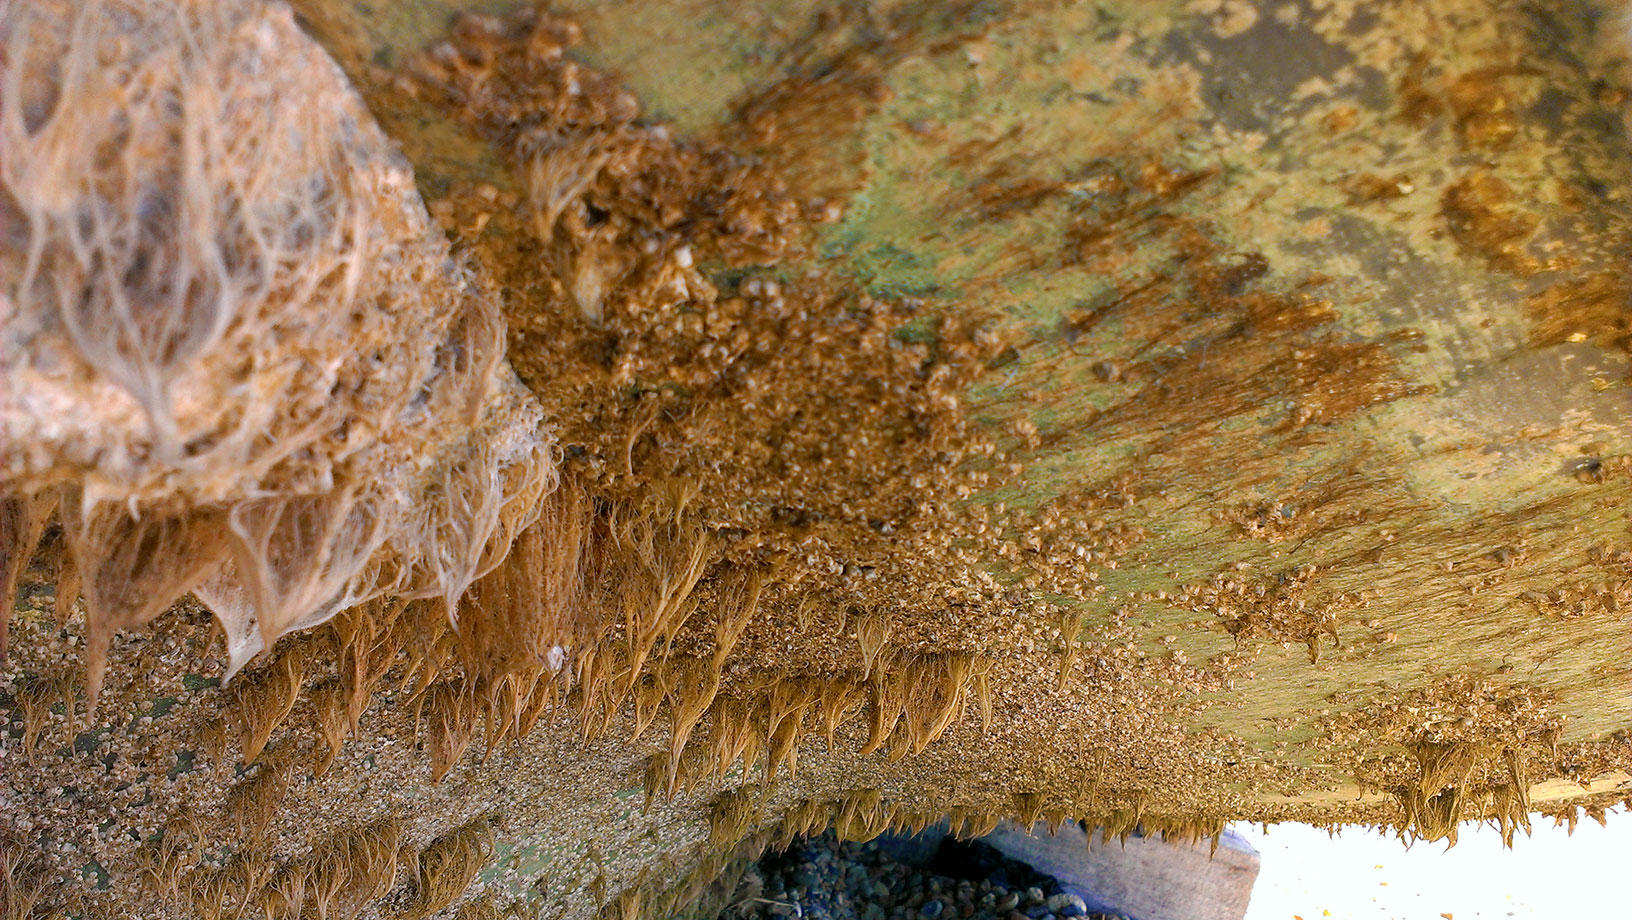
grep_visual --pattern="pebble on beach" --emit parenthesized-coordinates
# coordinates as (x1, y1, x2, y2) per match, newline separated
(721, 831, 1126, 920)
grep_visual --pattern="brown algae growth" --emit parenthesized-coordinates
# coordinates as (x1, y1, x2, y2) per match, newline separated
(3, 1, 1632, 918)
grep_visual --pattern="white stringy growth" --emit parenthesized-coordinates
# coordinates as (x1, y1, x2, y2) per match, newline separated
(0, 0, 559, 693)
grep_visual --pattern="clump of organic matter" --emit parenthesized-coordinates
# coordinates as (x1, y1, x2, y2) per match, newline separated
(1172, 565, 1353, 663)
(0, 0, 559, 702)
(1333, 674, 1566, 845)
(304, 816, 406, 919)
(407, 816, 500, 919)
(0, 831, 61, 920)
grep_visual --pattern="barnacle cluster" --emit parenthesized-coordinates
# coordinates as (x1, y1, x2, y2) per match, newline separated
(1327, 675, 1568, 846)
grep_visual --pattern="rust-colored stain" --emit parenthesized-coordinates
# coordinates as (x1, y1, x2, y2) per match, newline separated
(1444, 66, 1525, 150)
(1398, 51, 1444, 126)
(1397, 53, 1523, 151)
(1525, 271, 1632, 353)
(713, 0, 995, 208)
(1440, 169, 1541, 274)
(1038, 161, 1434, 445)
